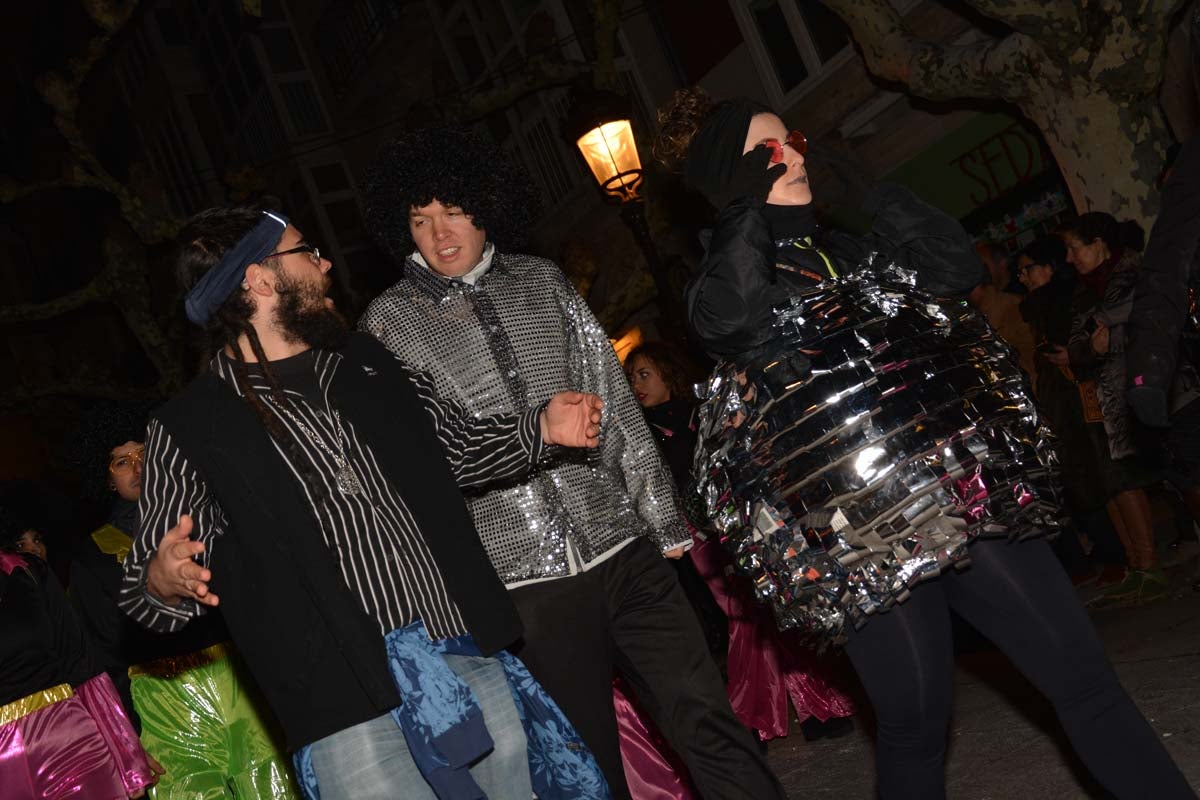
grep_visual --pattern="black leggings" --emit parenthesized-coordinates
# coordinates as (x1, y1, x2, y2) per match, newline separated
(844, 538, 1194, 800)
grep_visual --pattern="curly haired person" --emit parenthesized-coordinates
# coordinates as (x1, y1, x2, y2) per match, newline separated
(359, 127, 784, 800)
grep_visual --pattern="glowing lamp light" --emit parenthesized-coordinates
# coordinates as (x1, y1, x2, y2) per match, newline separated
(575, 119, 643, 202)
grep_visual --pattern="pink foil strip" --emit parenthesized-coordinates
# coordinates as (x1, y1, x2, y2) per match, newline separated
(75, 673, 155, 795)
(0, 675, 154, 800)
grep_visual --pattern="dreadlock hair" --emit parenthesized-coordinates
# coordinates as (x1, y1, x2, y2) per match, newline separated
(174, 205, 331, 502)
(363, 126, 540, 265)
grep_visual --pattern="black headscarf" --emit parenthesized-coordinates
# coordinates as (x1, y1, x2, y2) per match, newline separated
(683, 98, 771, 207)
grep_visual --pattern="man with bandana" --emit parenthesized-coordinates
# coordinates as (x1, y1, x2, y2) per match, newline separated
(118, 205, 610, 799)
(359, 128, 784, 800)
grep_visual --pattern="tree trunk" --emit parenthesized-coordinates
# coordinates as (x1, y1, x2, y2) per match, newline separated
(1021, 83, 1169, 229)
(818, 0, 1180, 230)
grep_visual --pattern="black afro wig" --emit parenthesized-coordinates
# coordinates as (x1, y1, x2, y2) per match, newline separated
(65, 401, 151, 503)
(363, 126, 541, 265)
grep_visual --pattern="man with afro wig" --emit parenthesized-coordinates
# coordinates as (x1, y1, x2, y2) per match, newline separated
(360, 127, 784, 800)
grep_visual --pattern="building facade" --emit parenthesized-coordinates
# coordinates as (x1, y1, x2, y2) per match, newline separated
(112, 0, 1081, 333)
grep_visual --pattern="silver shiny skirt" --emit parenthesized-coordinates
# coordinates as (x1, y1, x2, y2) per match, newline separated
(692, 272, 1063, 645)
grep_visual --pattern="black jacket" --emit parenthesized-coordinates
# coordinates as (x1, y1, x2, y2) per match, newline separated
(150, 333, 522, 749)
(1127, 135, 1200, 417)
(686, 185, 980, 360)
(1, 557, 96, 706)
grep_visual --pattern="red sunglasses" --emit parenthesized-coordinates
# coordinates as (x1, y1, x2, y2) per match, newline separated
(763, 130, 808, 163)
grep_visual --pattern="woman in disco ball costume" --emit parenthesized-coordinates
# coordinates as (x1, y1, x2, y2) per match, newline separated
(654, 88, 1194, 800)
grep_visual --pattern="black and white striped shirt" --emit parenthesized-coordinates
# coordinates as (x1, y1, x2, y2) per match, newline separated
(119, 348, 546, 639)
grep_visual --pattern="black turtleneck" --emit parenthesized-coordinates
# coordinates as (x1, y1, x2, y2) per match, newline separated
(761, 203, 818, 242)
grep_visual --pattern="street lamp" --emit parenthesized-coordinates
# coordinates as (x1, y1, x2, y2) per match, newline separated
(574, 119, 644, 203)
(563, 89, 684, 339)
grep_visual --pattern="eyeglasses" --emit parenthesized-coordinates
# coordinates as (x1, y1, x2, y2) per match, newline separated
(764, 130, 808, 163)
(268, 244, 322, 266)
(109, 446, 145, 474)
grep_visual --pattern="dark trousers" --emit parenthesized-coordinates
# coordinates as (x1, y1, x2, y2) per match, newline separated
(845, 538, 1194, 800)
(510, 538, 785, 800)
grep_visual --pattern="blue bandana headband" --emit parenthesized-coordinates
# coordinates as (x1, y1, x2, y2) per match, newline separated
(184, 210, 289, 326)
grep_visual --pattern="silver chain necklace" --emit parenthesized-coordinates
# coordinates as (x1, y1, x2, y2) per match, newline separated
(273, 400, 363, 495)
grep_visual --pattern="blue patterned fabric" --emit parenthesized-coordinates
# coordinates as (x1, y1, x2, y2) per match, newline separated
(294, 621, 610, 800)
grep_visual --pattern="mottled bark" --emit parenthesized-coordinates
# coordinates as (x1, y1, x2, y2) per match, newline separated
(821, 0, 1187, 227)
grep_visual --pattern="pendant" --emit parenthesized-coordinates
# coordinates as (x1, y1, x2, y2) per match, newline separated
(336, 465, 362, 495)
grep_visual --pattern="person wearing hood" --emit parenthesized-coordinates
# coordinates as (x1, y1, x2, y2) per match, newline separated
(656, 86, 1195, 800)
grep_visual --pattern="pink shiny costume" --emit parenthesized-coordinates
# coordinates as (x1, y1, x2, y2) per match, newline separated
(0, 672, 155, 800)
(612, 534, 856, 800)
(613, 675, 698, 800)
(690, 534, 854, 739)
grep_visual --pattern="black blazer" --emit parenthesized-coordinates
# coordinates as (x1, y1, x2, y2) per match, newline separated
(154, 333, 522, 749)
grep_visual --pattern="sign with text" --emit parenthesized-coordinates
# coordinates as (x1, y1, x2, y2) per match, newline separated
(886, 112, 1055, 219)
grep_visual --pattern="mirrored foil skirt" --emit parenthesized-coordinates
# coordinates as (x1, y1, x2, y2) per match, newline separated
(693, 275, 1063, 645)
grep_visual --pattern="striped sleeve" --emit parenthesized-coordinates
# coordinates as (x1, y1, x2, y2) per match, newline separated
(118, 417, 228, 633)
(402, 364, 546, 490)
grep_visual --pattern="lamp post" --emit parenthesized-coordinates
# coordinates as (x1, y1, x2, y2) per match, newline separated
(563, 89, 684, 340)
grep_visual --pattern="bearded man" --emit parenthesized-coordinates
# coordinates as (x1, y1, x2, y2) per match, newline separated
(118, 206, 609, 800)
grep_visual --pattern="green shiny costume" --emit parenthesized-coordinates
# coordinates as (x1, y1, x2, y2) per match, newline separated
(131, 646, 299, 799)
(77, 525, 298, 799)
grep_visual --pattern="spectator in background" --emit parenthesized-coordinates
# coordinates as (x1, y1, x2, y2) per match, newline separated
(1019, 237, 1123, 584)
(1126, 136, 1200, 591)
(625, 340, 701, 489)
(1063, 212, 1166, 607)
(626, 340, 855, 746)
(8, 525, 47, 562)
(68, 402, 300, 797)
(623, 340, 726, 655)
(1, 504, 159, 799)
(969, 241, 1038, 387)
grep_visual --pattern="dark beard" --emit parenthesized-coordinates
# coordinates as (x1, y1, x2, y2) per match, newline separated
(274, 273, 349, 351)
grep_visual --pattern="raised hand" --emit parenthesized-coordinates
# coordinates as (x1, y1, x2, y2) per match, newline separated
(541, 392, 604, 448)
(145, 515, 219, 608)
(714, 145, 788, 210)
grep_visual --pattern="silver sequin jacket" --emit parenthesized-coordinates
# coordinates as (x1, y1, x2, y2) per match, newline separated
(361, 251, 689, 587)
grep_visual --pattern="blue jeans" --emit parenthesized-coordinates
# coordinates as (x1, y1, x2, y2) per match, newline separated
(307, 654, 532, 800)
